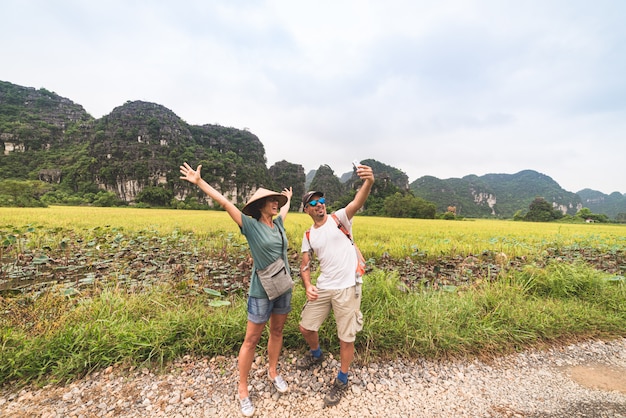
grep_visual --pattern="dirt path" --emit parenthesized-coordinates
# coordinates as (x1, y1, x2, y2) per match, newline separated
(1, 338, 625, 417)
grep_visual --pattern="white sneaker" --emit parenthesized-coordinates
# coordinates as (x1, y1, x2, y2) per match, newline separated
(268, 372, 289, 393)
(240, 397, 255, 417)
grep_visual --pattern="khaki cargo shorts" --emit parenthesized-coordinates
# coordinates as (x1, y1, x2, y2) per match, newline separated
(299, 284, 363, 343)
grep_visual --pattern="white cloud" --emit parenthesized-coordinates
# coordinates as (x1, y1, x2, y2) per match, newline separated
(1, 0, 625, 194)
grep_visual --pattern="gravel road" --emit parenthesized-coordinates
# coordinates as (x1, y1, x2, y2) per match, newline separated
(1, 338, 625, 418)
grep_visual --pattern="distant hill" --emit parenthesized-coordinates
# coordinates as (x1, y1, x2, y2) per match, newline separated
(410, 170, 583, 218)
(1, 80, 624, 219)
(407, 171, 625, 219)
(577, 189, 626, 220)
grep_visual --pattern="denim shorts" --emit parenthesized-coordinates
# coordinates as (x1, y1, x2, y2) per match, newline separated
(247, 289, 292, 324)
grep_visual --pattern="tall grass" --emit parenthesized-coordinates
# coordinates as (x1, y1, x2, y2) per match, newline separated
(2, 263, 624, 387)
(0, 286, 247, 385)
(360, 262, 625, 361)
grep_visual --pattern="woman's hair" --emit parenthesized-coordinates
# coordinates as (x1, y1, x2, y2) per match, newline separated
(249, 198, 265, 220)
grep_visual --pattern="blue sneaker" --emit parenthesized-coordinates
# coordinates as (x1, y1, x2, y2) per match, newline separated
(296, 352, 325, 370)
(324, 378, 349, 407)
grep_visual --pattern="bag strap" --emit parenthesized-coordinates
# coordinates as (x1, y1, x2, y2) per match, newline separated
(331, 212, 354, 245)
(255, 223, 286, 274)
(276, 222, 285, 253)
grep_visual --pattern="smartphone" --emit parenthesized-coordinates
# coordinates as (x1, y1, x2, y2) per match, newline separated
(352, 160, 359, 170)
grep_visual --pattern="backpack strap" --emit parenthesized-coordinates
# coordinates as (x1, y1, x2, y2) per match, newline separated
(305, 228, 312, 250)
(306, 212, 353, 253)
(331, 212, 354, 245)
(331, 212, 366, 280)
(302, 228, 314, 272)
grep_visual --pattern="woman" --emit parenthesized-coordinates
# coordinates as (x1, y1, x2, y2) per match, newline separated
(179, 162, 293, 417)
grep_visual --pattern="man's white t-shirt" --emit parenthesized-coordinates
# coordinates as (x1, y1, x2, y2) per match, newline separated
(301, 208, 357, 290)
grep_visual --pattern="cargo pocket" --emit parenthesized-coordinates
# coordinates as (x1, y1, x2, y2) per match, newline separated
(354, 309, 364, 334)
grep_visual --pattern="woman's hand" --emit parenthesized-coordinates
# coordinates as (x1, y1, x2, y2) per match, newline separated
(278, 187, 293, 220)
(179, 162, 201, 185)
(281, 187, 293, 201)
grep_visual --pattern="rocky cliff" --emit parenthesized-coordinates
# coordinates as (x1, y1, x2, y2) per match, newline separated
(0, 81, 278, 205)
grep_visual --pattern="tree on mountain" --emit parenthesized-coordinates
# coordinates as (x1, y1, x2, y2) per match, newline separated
(135, 185, 174, 207)
(0, 180, 50, 207)
(382, 192, 436, 219)
(269, 160, 306, 211)
(523, 197, 563, 222)
(358, 171, 404, 216)
(309, 165, 345, 209)
(575, 207, 609, 223)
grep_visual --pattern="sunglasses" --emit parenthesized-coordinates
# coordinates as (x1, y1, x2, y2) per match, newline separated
(307, 197, 326, 207)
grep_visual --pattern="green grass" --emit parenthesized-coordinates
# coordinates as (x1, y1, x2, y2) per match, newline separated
(1, 207, 625, 387)
(0, 287, 247, 385)
(1, 262, 624, 387)
(362, 261, 626, 360)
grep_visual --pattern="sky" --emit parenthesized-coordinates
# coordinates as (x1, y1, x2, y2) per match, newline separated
(2, 0, 625, 194)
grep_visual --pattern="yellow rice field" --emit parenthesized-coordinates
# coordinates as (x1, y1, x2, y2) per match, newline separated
(1, 206, 625, 260)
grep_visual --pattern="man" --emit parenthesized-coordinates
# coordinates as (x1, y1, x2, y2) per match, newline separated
(297, 163, 374, 407)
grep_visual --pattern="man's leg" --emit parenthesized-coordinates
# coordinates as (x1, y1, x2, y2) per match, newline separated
(333, 285, 362, 376)
(339, 339, 354, 375)
(324, 286, 362, 407)
(324, 338, 353, 407)
(297, 291, 331, 370)
(299, 325, 320, 351)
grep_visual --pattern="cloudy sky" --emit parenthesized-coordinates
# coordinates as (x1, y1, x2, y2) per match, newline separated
(2, 0, 625, 194)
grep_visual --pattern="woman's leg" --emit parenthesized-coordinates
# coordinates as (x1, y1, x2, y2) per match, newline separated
(267, 312, 288, 379)
(238, 320, 265, 399)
